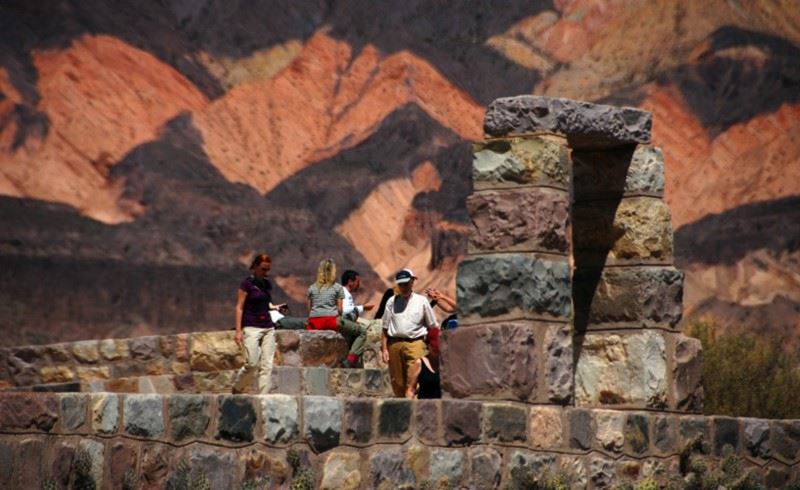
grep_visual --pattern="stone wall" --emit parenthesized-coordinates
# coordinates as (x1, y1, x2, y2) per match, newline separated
(0, 392, 798, 489)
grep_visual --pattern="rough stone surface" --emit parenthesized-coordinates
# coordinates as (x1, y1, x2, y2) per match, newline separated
(304, 366, 331, 396)
(589, 455, 616, 488)
(472, 136, 570, 189)
(72, 341, 100, 363)
(379, 399, 411, 439)
(457, 255, 571, 321)
(653, 416, 677, 454)
(60, 393, 87, 431)
(680, 416, 711, 445)
(217, 396, 256, 442)
(467, 188, 569, 254)
(40, 365, 76, 384)
(370, 448, 415, 488)
(575, 331, 668, 408)
(507, 451, 556, 485)
(469, 447, 502, 489)
(169, 395, 210, 441)
(429, 449, 465, 487)
(595, 410, 626, 453)
(124, 394, 164, 438)
(771, 421, 800, 462)
(261, 394, 299, 444)
(673, 335, 704, 412)
(76, 366, 111, 384)
(128, 336, 159, 361)
(529, 406, 563, 449)
(140, 443, 169, 488)
(91, 393, 119, 434)
(344, 398, 373, 444)
(0, 393, 58, 431)
(572, 144, 664, 199)
(484, 95, 652, 148)
(625, 414, 650, 455)
(7, 350, 40, 386)
(109, 441, 137, 489)
(573, 266, 684, 330)
(190, 331, 243, 371)
(304, 396, 341, 452)
(443, 400, 482, 446)
(713, 416, 740, 456)
(416, 399, 440, 445)
(50, 442, 75, 488)
(743, 418, 771, 459)
(299, 331, 349, 366)
(99, 339, 128, 361)
(190, 446, 235, 490)
(441, 322, 539, 401)
(320, 450, 361, 490)
(270, 366, 302, 395)
(79, 438, 105, 488)
(569, 409, 593, 450)
(544, 323, 573, 403)
(46, 343, 72, 363)
(572, 197, 673, 266)
(484, 403, 527, 443)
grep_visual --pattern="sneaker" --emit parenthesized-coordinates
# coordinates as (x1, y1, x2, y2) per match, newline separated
(340, 358, 356, 369)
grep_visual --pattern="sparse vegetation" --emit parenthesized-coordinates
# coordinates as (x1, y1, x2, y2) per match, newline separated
(286, 449, 315, 490)
(166, 458, 211, 490)
(503, 468, 571, 490)
(687, 320, 800, 418)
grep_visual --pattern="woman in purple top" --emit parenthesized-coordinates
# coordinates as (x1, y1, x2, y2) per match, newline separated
(233, 253, 283, 394)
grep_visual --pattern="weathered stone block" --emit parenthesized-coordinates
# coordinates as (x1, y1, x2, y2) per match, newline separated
(99, 339, 128, 361)
(60, 393, 88, 431)
(169, 395, 210, 441)
(469, 447, 501, 489)
(217, 395, 256, 442)
(589, 455, 616, 489)
(416, 399, 440, 445)
(441, 322, 538, 401)
(370, 448, 415, 488)
(276, 330, 301, 351)
(270, 366, 302, 395)
(771, 421, 800, 463)
(304, 396, 341, 453)
(76, 366, 111, 384)
(484, 95, 652, 148)
(529, 406, 563, 449)
(261, 394, 299, 444)
(679, 416, 710, 446)
(40, 365, 75, 384)
(568, 409, 593, 450)
(0, 393, 58, 431)
(625, 414, 650, 455)
(743, 418, 771, 460)
(50, 442, 74, 488)
(484, 403, 527, 443)
(457, 255, 571, 322)
(79, 438, 105, 488)
(175, 334, 190, 361)
(129, 336, 160, 361)
(304, 367, 331, 396)
(124, 394, 164, 438)
(442, 400, 482, 446)
(190, 332, 242, 371)
(7, 350, 40, 386)
(344, 399, 373, 444)
(673, 335, 704, 412)
(573, 197, 673, 266)
(72, 341, 100, 363)
(320, 450, 361, 490)
(713, 416, 740, 456)
(109, 441, 138, 490)
(91, 393, 119, 434)
(575, 331, 667, 408)
(429, 449, 465, 488)
(653, 415, 678, 455)
(572, 145, 664, 199)
(46, 344, 72, 363)
(545, 323, 573, 403)
(190, 446, 235, 490)
(595, 410, 626, 453)
(379, 399, 411, 439)
(507, 451, 556, 486)
(472, 136, 570, 190)
(299, 331, 349, 366)
(467, 188, 569, 254)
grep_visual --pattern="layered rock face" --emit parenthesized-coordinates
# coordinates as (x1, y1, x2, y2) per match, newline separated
(443, 96, 703, 412)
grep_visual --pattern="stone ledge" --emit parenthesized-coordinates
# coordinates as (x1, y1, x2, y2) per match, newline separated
(472, 135, 570, 190)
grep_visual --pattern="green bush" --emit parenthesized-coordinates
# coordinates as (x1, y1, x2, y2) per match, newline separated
(687, 320, 800, 418)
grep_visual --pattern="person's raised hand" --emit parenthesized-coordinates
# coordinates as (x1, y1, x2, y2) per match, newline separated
(363, 303, 375, 311)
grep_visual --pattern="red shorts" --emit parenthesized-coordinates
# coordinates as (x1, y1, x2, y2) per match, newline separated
(306, 316, 339, 331)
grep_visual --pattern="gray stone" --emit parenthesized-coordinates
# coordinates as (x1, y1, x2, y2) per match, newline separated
(46, 344, 72, 363)
(304, 367, 331, 396)
(558, 455, 588, 489)
(7, 352, 40, 386)
(507, 450, 556, 486)
(129, 336, 159, 361)
(344, 399, 373, 444)
(771, 420, 800, 462)
(472, 136, 570, 189)
(442, 400, 482, 446)
(469, 447, 501, 489)
(364, 369, 385, 393)
(379, 399, 411, 439)
(261, 394, 299, 444)
(0, 441, 12, 488)
(575, 331, 668, 408)
(217, 396, 257, 442)
(653, 416, 678, 454)
(320, 450, 361, 490)
(679, 416, 710, 445)
(572, 145, 664, 199)
(594, 410, 625, 453)
(429, 449, 465, 487)
(467, 188, 569, 254)
(91, 394, 119, 434)
(124, 394, 164, 438)
(545, 323, 573, 403)
(190, 446, 235, 490)
(713, 416, 740, 456)
(484, 95, 652, 149)
(270, 366, 302, 395)
(589, 455, 615, 488)
(60, 394, 88, 431)
(304, 396, 341, 452)
(625, 414, 650, 455)
(169, 395, 210, 441)
(484, 403, 527, 443)
(370, 448, 415, 488)
(457, 255, 571, 322)
(441, 322, 540, 401)
(79, 438, 105, 489)
(743, 418, 771, 459)
(416, 399, 440, 445)
(673, 335, 704, 412)
(569, 409, 593, 450)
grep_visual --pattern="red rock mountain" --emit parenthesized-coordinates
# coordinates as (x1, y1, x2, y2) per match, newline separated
(1, 0, 798, 346)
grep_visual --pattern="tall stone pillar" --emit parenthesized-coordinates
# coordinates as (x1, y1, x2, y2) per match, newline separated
(441, 96, 703, 413)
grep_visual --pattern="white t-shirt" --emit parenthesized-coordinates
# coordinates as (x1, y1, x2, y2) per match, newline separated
(382, 292, 439, 339)
(343, 287, 363, 319)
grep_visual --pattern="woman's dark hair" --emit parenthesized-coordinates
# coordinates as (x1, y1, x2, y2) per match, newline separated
(249, 253, 271, 270)
(374, 288, 395, 319)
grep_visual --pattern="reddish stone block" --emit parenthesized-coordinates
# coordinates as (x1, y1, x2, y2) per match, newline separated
(0, 393, 58, 432)
(442, 400, 482, 446)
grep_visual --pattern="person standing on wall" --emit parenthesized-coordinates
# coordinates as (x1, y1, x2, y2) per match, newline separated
(381, 268, 439, 398)
(233, 253, 284, 394)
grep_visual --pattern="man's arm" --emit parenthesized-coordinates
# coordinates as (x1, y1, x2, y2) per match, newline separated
(381, 298, 393, 363)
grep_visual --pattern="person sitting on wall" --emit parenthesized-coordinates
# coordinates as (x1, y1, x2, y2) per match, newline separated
(381, 268, 439, 398)
(338, 269, 373, 367)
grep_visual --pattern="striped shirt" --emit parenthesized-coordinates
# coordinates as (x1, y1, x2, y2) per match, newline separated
(307, 283, 344, 317)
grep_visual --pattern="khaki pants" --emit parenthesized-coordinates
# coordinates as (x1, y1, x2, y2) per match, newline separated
(233, 326, 276, 394)
(338, 317, 368, 357)
(387, 338, 426, 397)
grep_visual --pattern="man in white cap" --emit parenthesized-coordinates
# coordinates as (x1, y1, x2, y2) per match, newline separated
(381, 268, 439, 398)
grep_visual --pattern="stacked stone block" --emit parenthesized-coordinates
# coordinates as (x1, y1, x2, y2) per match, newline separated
(441, 132, 574, 403)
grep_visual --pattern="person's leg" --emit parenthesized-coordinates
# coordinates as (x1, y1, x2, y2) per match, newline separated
(387, 340, 406, 397)
(257, 328, 276, 394)
(276, 316, 307, 330)
(338, 317, 367, 367)
(403, 340, 426, 399)
(233, 327, 261, 393)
